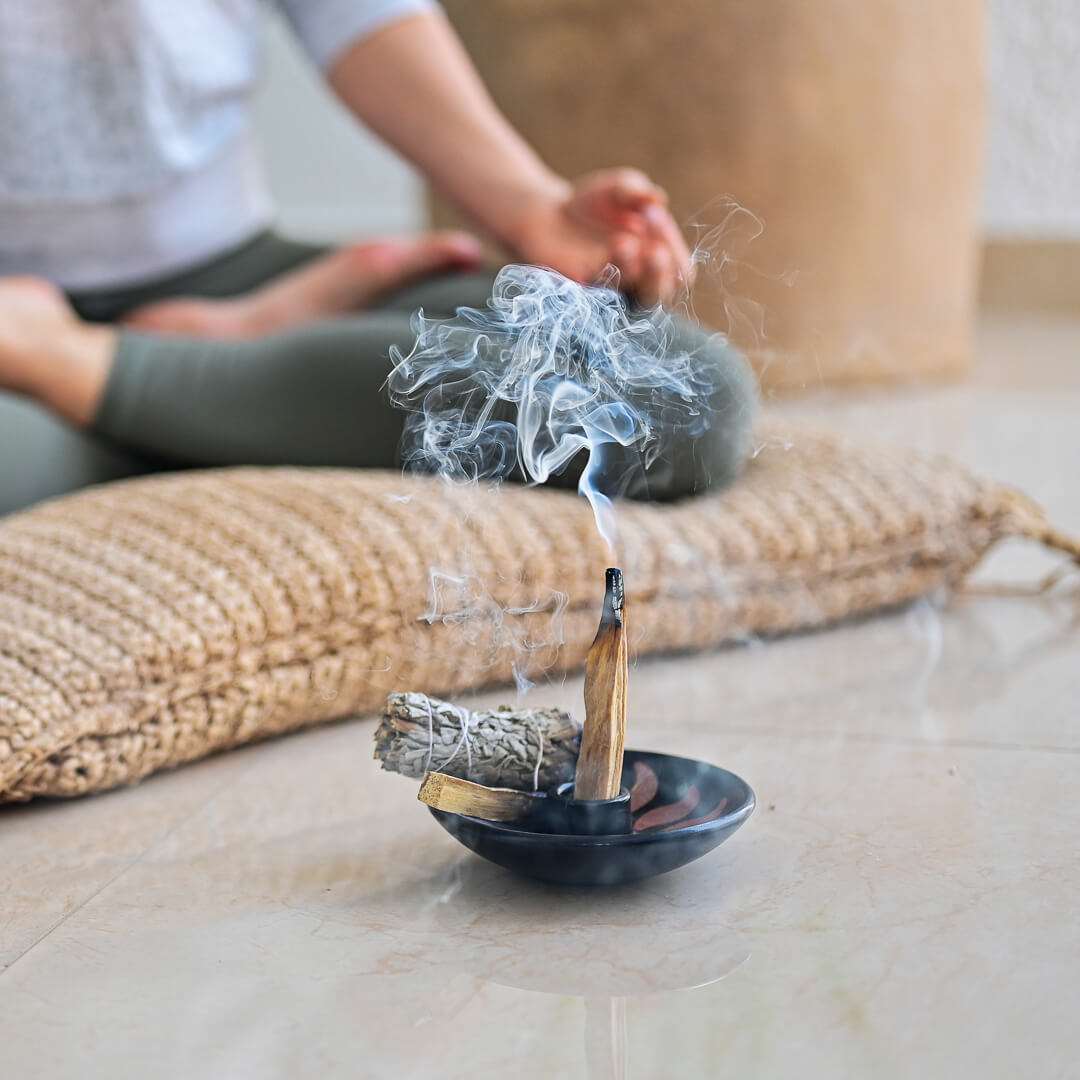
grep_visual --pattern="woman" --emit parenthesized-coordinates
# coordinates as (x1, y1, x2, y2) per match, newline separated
(0, 2, 756, 515)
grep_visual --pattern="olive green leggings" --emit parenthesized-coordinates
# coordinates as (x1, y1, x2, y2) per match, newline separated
(0, 232, 757, 516)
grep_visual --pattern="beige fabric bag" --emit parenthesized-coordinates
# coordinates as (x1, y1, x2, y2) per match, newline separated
(0, 427, 1072, 803)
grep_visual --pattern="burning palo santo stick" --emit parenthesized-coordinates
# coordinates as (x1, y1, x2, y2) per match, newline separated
(418, 772, 544, 821)
(575, 568, 628, 801)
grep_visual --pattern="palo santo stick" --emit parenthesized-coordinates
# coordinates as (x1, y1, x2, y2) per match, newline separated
(575, 567, 628, 800)
(418, 772, 541, 822)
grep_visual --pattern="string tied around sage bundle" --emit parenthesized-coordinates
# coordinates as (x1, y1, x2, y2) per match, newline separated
(423, 697, 474, 778)
(375, 692, 582, 792)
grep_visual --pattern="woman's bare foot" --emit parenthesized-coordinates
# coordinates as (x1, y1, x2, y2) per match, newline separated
(123, 231, 483, 339)
(0, 276, 116, 427)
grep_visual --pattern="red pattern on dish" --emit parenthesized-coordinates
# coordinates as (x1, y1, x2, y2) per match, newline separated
(629, 761, 660, 812)
(633, 785, 701, 832)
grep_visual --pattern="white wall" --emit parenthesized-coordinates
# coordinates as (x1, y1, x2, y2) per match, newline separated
(252, 16, 423, 240)
(984, 0, 1080, 238)
(253, 4, 1080, 243)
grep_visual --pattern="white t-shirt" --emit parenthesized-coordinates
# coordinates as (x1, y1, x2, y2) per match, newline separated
(0, 0, 434, 290)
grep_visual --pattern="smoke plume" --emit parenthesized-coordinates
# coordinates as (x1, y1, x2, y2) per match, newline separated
(387, 264, 719, 551)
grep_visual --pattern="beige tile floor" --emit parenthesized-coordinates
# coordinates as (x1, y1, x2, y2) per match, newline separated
(3, 313, 1078, 1079)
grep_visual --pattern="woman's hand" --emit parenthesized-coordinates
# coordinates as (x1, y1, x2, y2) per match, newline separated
(326, 15, 689, 303)
(508, 169, 694, 306)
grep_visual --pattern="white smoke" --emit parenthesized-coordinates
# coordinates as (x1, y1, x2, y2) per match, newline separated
(387, 264, 720, 552)
(421, 565, 569, 694)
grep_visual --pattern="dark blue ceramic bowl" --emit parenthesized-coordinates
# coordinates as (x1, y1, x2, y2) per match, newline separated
(429, 749, 754, 886)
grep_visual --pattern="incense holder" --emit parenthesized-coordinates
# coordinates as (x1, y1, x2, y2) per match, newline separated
(529, 783, 633, 836)
(429, 749, 754, 886)
(555, 782, 632, 834)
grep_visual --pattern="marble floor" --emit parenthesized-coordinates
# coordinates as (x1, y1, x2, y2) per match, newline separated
(3, 313, 1078, 1078)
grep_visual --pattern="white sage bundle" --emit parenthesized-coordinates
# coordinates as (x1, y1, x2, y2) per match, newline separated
(374, 692, 581, 791)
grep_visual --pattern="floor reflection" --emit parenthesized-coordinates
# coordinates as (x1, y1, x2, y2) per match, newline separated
(383, 855, 751, 1078)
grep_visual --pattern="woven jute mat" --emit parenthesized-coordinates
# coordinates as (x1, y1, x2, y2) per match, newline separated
(0, 425, 1075, 803)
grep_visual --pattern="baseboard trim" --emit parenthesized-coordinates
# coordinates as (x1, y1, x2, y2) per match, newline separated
(980, 240, 1080, 313)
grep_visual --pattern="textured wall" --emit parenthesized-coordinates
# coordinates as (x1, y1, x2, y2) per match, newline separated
(984, 0, 1080, 237)
(252, 15, 422, 240)
(253, 4, 1079, 241)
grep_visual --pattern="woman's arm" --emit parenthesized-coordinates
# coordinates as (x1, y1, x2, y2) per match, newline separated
(328, 10, 563, 252)
(326, 9, 691, 303)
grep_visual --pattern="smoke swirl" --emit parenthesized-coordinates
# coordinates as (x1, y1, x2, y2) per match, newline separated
(386, 264, 719, 549)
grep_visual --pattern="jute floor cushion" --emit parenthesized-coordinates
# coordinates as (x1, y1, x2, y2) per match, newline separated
(0, 425, 1073, 803)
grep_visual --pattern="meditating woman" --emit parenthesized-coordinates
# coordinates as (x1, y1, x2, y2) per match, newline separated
(0, 2, 756, 516)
